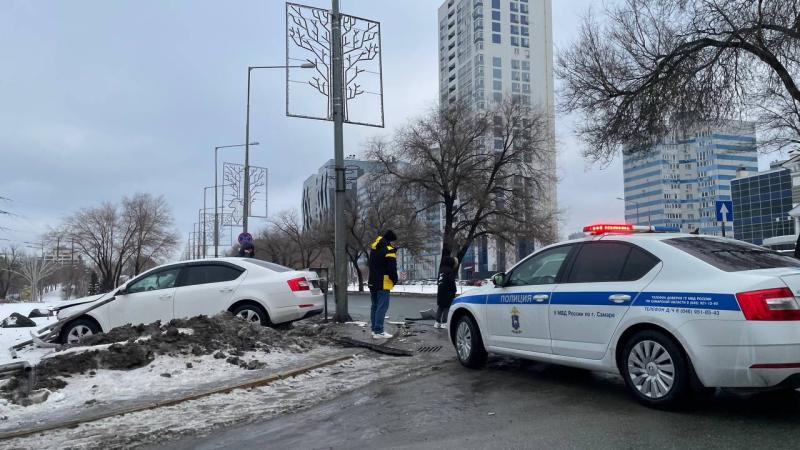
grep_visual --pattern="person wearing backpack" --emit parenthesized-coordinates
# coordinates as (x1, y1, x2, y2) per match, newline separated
(434, 256, 458, 329)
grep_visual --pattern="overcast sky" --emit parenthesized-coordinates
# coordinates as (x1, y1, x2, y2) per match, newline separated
(0, 0, 685, 254)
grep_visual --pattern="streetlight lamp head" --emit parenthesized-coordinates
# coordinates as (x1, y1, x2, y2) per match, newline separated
(300, 62, 317, 68)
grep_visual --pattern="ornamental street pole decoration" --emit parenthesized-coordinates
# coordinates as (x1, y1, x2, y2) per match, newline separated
(222, 162, 268, 226)
(286, 1, 384, 322)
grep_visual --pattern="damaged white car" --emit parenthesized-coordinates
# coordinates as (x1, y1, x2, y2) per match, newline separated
(49, 258, 324, 344)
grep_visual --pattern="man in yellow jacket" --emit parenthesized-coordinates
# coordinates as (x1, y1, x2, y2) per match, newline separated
(368, 230, 398, 339)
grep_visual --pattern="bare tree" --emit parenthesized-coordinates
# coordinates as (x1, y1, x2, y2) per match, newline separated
(557, 0, 800, 161)
(370, 98, 557, 272)
(0, 244, 22, 300)
(124, 193, 180, 276)
(270, 210, 323, 269)
(62, 202, 137, 291)
(15, 255, 58, 302)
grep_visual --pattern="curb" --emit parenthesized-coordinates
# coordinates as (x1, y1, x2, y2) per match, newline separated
(0, 353, 357, 442)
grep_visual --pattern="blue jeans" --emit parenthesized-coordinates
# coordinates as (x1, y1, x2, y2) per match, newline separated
(370, 290, 390, 334)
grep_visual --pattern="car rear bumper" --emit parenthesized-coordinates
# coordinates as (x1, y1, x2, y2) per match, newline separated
(679, 320, 800, 388)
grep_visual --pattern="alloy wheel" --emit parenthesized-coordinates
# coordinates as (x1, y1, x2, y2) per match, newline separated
(627, 340, 675, 399)
(456, 320, 472, 361)
(67, 325, 93, 344)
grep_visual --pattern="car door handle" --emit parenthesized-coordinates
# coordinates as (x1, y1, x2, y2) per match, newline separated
(609, 294, 632, 303)
(533, 294, 549, 302)
(219, 288, 234, 293)
(158, 294, 172, 300)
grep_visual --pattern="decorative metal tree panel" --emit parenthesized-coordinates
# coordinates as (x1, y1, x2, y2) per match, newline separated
(286, 2, 384, 127)
(222, 162, 268, 224)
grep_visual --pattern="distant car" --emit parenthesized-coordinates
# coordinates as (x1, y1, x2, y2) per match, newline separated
(449, 224, 800, 408)
(53, 258, 324, 344)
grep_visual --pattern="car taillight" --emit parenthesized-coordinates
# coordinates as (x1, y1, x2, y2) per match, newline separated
(287, 277, 311, 292)
(736, 288, 800, 321)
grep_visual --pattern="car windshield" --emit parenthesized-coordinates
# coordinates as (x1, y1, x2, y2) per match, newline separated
(243, 259, 294, 273)
(663, 237, 800, 272)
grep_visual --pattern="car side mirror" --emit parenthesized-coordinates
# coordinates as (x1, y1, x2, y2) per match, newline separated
(492, 272, 507, 287)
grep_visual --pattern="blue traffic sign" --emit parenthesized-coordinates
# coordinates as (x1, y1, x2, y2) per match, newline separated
(715, 201, 733, 222)
(237, 232, 253, 244)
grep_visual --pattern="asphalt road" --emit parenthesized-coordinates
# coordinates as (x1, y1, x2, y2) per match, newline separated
(161, 354, 800, 450)
(328, 292, 439, 323)
(159, 294, 800, 450)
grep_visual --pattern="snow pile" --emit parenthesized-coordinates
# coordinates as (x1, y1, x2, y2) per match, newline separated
(0, 302, 62, 366)
(0, 313, 339, 405)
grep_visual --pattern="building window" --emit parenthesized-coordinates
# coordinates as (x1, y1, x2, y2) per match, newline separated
(512, 82, 520, 92)
(493, 68, 502, 79)
(521, 26, 529, 36)
(510, 2, 519, 12)
(521, 60, 530, 71)
(492, 33, 501, 44)
(521, 37, 529, 47)
(493, 56, 502, 67)
(521, 72, 530, 82)
(520, 3, 528, 13)
(511, 25, 520, 35)
(492, 10, 500, 20)
(511, 13, 519, 23)
(493, 92, 502, 102)
(521, 15, 529, 25)
(511, 36, 520, 46)
(511, 59, 520, 70)
(493, 80, 502, 90)
(492, 0, 500, 8)
(492, 22, 501, 32)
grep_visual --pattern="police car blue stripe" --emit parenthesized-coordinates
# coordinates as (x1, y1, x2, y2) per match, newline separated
(453, 291, 742, 311)
(486, 293, 551, 304)
(452, 295, 485, 305)
(550, 292, 639, 306)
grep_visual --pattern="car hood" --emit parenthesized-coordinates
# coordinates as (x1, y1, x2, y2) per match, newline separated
(51, 293, 110, 312)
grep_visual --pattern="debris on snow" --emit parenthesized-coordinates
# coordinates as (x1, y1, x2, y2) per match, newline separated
(1, 313, 37, 328)
(1, 313, 339, 405)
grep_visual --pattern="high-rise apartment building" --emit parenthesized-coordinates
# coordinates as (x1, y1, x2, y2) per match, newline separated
(622, 121, 758, 236)
(438, 0, 556, 278)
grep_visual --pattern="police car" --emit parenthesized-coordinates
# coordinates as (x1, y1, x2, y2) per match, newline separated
(448, 224, 800, 408)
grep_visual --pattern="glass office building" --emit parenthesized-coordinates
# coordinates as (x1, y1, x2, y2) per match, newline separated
(731, 167, 794, 245)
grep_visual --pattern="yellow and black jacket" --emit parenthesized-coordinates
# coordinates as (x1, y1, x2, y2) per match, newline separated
(368, 233, 398, 291)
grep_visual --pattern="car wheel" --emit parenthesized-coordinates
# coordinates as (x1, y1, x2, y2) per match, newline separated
(61, 318, 101, 345)
(231, 303, 268, 326)
(622, 330, 690, 409)
(453, 314, 487, 369)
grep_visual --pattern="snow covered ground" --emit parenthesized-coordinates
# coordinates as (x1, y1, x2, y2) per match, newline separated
(0, 301, 65, 366)
(1, 352, 420, 449)
(0, 346, 344, 432)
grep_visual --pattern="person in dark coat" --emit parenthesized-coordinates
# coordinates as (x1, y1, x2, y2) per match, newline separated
(238, 242, 255, 258)
(368, 230, 398, 339)
(435, 256, 458, 329)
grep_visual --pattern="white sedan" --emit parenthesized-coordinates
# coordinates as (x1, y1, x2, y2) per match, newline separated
(54, 258, 324, 344)
(448, 224, 800, 408)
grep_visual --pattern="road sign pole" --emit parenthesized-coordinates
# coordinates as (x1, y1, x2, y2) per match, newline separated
(721, 221, 726, 237)
(331, 0, 350, 323)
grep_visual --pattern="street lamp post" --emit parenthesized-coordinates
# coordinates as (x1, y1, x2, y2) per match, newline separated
(243, 62, 315, 233)
(616, 197, 649, 225)
(214, 143, 258, 258)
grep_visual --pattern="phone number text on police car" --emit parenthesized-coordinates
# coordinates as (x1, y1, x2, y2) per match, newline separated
(643, 306, 720, 316)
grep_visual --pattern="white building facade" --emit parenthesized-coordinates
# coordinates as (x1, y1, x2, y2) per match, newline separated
(622, 121, 758, 236)
(437, 0, 556, 278)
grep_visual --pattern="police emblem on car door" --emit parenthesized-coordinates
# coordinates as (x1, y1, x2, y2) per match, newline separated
(511, 306, 521, 334)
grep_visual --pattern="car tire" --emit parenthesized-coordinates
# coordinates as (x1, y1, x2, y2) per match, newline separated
(453, 314, 487, 369)
(231, 303, 269, 326)
(61, 318, 101, 345)
(621, 330, 690, 409)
